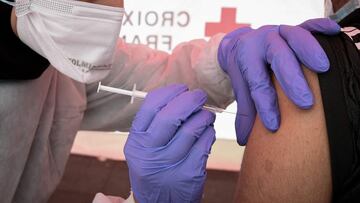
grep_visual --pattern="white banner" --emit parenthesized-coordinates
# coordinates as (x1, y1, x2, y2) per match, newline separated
(121, 0, 325, 140)
(122, 0, 325, 52)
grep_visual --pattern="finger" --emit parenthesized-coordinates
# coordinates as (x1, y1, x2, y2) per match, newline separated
(224, 45, 258, 145)
(299, 18, 340, 35)
(279, 24, 330, 72)
(131, 84, 188, 132)
(192, 126, 216, 155)
(174, 126, 216, 202)
(159, 110, 215, 162)
(146, 89, 207, 147)
(265, 29, 314, 109)
(187, 126, 216, 169)
(227, 52, 257, 146)
(238, 40, 280, 133)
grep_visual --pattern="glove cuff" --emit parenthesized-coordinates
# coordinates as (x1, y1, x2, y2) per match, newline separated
(217, 27, 252, 73)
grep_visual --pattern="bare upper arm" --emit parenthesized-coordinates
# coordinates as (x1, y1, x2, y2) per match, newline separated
(233, 68, 332, 203)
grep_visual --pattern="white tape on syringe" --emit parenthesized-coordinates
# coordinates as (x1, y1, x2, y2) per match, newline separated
(97, 82, 147, 104)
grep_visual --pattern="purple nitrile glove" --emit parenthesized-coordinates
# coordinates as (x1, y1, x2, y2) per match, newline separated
(218, 18, 340, 145)
(124, 84, 216, 203)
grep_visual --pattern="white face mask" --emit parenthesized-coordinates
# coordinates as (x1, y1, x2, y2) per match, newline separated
(1, 0, 124, 83)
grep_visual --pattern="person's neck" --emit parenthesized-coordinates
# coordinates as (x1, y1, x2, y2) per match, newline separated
(10, 8, 17, 36)
(332, 0, 351, 12)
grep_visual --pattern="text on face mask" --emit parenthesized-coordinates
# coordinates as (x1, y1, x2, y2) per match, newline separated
(68, 58, 112, 72)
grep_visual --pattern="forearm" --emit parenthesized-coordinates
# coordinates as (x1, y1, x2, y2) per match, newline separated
(81, 36, 234, 132)
(115, 34, 234, 108)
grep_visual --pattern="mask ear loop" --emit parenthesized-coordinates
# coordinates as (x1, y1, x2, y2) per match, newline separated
(0, 0, 15, 6)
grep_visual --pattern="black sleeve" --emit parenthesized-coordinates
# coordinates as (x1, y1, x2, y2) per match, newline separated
(338, 8, 360, 29)
(0, 3, 50, 80)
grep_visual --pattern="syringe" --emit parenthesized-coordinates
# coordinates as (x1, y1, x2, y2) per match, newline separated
(97, 82, 236, 115)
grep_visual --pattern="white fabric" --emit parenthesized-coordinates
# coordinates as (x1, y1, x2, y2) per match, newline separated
(92, 192, 136, 203)
(15, 0, 124, 83)
(342, 27, 360, 50)
(81, 34, 234, 131)
(324, 0, 334, 17)
(93, 193, 125, 203)
(0, 33, 233, 202)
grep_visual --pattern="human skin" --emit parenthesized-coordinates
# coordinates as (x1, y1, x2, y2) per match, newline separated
(10, 0, 124, 35)
(332, 0, 350, 12)
(233, 68, 332, 203)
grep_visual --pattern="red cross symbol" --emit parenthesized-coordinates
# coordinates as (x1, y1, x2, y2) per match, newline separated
(205, 8, 250, 37)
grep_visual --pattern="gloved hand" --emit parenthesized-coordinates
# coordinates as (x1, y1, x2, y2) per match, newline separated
(124, 84, 216, 203)
(218, 18, 341, 145)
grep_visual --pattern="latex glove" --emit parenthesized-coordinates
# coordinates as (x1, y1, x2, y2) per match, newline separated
(217, 18, 340, 145)
(124, 84, 216, 203)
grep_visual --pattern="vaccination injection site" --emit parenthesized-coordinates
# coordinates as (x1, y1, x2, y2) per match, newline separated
(1, 0, 360, 202)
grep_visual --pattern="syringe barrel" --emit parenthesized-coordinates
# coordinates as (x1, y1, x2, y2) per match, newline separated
(97, 82, 236, 115)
